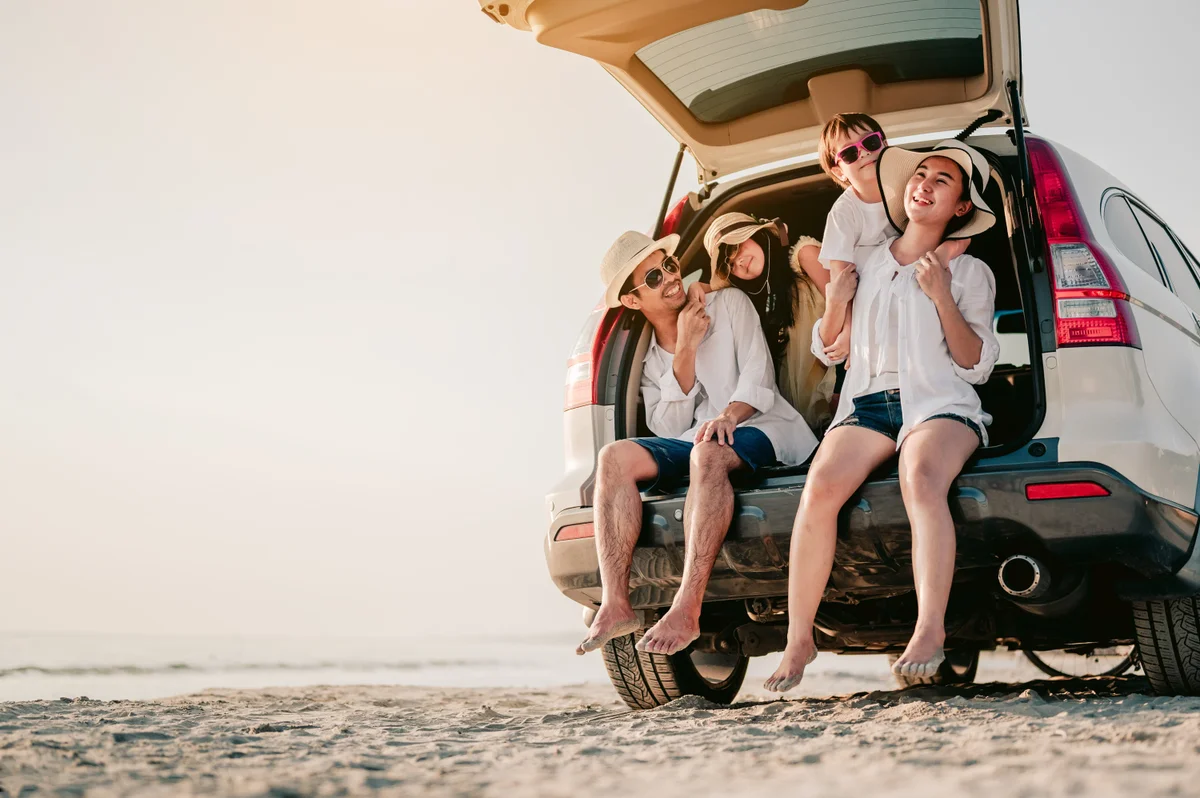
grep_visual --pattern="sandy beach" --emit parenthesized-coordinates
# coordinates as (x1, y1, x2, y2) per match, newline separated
(4, 657, 1199, 798)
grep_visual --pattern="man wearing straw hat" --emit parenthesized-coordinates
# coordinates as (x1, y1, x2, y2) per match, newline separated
(576, 230, 818, 658)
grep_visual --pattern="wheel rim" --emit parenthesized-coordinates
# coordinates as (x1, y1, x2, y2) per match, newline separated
(943, 648, 978, 677)
(686, 649, 743, 687)
(1023, 646, 1138, 678)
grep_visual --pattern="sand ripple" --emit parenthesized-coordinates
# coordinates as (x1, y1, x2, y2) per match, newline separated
(1, 678, 1198, 796)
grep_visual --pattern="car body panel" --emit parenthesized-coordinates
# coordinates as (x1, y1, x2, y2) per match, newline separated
(547, 461, 1198, 613)
(1041, 346, 1200, 509)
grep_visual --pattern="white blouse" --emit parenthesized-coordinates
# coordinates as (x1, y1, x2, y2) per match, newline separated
(811, 240, 1000, 448)
(642, 288, 818, 466)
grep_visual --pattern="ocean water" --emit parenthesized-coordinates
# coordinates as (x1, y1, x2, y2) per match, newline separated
(0, 632, 1050, 703)
(0, 632, 606, 702)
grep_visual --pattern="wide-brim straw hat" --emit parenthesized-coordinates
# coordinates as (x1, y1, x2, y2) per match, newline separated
(877, 140, 996, 240)
(599, 230, 680, 308)
(702, 213, 788, 289)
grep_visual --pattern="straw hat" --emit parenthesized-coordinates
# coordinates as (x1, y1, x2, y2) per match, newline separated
(877, 140, 996, 240)
(702, 213, 788, 289)
(598, 231, 680, 308)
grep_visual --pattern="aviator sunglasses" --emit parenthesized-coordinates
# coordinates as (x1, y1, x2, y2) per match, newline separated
(835, 131, 885, 165)
(630, 255, 680, 292)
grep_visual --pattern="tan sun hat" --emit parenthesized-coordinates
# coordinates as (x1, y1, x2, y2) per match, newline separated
(877, 140, 996, 240)
(599, 230, 680, 308)
(702, 213, 788, 289)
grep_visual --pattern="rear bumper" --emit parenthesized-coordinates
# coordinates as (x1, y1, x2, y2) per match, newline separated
(546, 461, 1199, 611)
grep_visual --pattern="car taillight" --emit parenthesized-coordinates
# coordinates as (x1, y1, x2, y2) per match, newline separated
(565, 302, 620, 411)
(659, 196, 688, 237)
(1027, 138, 1141, 348)
(554, 522, 595, 541)
(1025, 481, 1111, 501)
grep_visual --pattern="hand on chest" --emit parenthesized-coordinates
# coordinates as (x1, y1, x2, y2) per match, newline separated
(876, 262, 962, 307)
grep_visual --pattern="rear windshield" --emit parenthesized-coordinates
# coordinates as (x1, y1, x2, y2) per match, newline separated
(636, 0, 985, 124)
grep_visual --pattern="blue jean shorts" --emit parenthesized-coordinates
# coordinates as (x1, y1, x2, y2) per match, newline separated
(630, 427, 776, 492)
(830, 389, 984, 446)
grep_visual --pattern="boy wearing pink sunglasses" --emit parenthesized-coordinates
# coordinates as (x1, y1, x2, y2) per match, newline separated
(816, 114, 967, 363)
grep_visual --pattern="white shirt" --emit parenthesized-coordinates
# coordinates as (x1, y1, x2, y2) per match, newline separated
(811, 240, 1000, 448)
(642, 289, 818, 466)
(818, 188, 892, 269)
(864, 285, 901, 394)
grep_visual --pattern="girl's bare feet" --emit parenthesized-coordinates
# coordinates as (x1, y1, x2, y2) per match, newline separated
(890, 628, 946, 678)
(763, 639, 818, 693)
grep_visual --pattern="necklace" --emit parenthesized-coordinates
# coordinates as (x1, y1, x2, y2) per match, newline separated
(744, 241, 771, 296)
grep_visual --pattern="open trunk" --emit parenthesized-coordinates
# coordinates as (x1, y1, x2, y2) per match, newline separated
(611, 132, 1045, 470)
(480, 0, 1024, 180)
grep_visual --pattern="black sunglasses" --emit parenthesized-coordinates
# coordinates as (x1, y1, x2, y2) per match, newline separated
(631, 256, 680, 293)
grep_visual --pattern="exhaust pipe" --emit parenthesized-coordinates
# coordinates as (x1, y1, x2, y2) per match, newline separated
(998, 554, 1051, 599)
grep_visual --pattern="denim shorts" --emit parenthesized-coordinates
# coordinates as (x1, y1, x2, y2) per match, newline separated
(830, 389, 984, 446)
(630, 427, 776, 492)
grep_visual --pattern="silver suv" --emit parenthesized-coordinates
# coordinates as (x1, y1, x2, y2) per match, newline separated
(484, 0, 1200, 707)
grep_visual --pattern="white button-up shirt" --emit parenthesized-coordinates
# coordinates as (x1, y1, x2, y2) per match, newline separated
(642, 288, 818, 466)
(812, 240, 1000, 448)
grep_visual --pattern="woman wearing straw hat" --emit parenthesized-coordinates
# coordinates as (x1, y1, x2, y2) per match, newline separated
(764, 140, 1001, 692)
(700, 214, 838, 432)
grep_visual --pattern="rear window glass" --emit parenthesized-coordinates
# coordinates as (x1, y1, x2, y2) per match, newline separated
(637, 0, 986, 124)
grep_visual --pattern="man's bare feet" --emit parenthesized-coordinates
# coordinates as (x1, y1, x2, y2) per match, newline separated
(763, 639, 818, 693)
(576, 604, 641, 655)
(890, 628, 946, 678)
(635, 605, 700, 655)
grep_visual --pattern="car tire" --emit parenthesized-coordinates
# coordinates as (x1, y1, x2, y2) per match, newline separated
(1132, 598, 1200, 695)
(601, 630, 748, 710)
(888, 648, 979, 688)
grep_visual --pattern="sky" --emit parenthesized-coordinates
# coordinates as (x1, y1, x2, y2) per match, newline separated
(1, 1, 1197, 641)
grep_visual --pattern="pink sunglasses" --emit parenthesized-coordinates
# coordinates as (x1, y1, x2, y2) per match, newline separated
(835, 131, 885, 165)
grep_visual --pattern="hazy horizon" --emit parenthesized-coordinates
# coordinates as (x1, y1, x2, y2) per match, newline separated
(2, 1, 1198, 642)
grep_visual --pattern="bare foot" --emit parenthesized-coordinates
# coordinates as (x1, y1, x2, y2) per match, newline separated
(890, 628, 946, 678)
(576, 604, 641, 655)
(635, 605, 700, 655)
(763, 639, 817, 693)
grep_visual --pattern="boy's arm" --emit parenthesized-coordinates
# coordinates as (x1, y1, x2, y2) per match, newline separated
(824, 303, 853, 361)
(818, 260, 856, 346)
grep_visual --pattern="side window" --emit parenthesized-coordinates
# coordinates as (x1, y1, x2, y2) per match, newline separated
(1102, 195, 1163, 286)
(1133, 205, 1200, 317)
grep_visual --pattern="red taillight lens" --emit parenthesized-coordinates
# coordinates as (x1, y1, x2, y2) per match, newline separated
(564, 303, 620, 411)
(660, 196, 689, 237)
(554, 522, 595, 541)
(1025, 481, 1111, 501)
(1027, 138, 1141, 349)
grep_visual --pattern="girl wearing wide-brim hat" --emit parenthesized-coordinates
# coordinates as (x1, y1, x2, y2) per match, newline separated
(764, 140, 1002, 693)
(699, 213, 837, 432)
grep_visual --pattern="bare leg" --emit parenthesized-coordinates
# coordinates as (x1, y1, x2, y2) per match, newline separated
(638, 442, 744, 655)
(764, 426, 897, 692)
(576, 441, 659, 655)
(890, 419, 980, 678)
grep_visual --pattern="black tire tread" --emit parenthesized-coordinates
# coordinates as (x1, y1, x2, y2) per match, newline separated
(1132, 597, 1200, 696)
(600, 630, 745, 710)
(600, 632, 680, 709)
